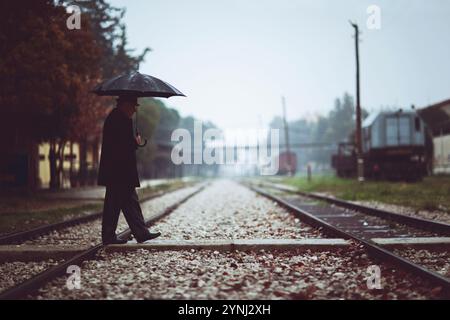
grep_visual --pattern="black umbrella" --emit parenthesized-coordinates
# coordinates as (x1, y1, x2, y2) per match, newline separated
(92, 71, 185, 147)
(92, 71, 185, 98)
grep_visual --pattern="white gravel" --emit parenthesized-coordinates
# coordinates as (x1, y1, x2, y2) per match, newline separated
(394, 248, 450, 278)
(13, 180, 449, 300)
(32, 245, 446, 300)
(0, 259, 61, 294)
(153, 180, 325, 240)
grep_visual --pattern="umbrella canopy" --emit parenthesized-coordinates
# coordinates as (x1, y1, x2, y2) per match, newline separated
(92, 71, 185, 98)
(93, 71, 185, 148)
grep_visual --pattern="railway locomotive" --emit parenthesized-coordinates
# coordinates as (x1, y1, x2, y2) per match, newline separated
(332, 110, 433, 180)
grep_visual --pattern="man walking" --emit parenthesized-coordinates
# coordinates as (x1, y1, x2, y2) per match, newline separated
(98, 95, 161, 245)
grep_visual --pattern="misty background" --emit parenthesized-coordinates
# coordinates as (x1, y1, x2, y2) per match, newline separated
(3, 1, 448, 188)
(109, 0, 450, 129)
(105, 0, 450, 173)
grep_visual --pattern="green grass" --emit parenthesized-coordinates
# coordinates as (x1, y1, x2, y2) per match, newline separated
(277, 175, 450, 213)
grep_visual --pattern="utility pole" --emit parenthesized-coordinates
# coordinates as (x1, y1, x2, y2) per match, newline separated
(282, 96, 292, 175)
(350, 21, 364, 182)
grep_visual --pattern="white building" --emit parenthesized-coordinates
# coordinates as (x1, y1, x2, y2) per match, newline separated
(418, 99, 450, 174)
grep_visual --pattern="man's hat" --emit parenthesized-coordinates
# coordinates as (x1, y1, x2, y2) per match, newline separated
(116, 94, 139, 104)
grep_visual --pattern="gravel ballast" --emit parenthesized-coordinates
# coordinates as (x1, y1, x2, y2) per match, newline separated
(8, 180, 449, 300)
(394, 247, 450, 278)
(153, 180, 325, 240)
(0, 259, 61, 294)
(23, 186, 201, 246)
(32, 246, 446, 300)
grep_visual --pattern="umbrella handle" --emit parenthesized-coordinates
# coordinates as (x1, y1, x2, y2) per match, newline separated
(137, 138, 148, 148)
(135, 132, 148, 148)
(135, 110, 147, 147)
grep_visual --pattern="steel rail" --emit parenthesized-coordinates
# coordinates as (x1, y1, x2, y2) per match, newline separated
(248, 184, 450, 295)
(0, 184, 206, 300)
(0, 184, 191, 245)
(260, 182, 450, 235)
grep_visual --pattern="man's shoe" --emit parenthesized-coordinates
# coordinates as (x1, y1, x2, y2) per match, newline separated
(103, 238, 128, 245)
(137, 232, 161, 243)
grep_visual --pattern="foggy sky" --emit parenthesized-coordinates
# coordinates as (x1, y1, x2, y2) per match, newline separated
(109, 0, 450, 130)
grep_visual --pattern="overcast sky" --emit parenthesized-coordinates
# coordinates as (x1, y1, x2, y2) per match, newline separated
(108, 0, 450, 130)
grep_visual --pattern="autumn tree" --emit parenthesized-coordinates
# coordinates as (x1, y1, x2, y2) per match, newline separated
(0, 1, 101, 189)
(60, 0, 151, 77)
(60, 0, 151, 186)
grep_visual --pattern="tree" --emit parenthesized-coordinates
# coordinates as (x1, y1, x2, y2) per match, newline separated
(149, 101, 181, 178)
(62, 0, 151, 77)
(62, 0, 152, 186)
(323, 93, 355, 143)
(114, 24, 151, 74)
(267, 93, 368, 168)
(310, 116, 332, 165)
(134, 98, 162, 178)
(0, 1, 102, 189)
(0, 1, 156, 189)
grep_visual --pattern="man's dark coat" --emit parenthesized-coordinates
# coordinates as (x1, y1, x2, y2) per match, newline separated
(97, 108, 140, 188)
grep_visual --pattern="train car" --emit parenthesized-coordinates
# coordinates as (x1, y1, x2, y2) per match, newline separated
(331, 142, 356, 178)
(278, 151, 297, 175)
(332, 110, 433, 181)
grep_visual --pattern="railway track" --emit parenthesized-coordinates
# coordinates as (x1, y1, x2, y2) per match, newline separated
(258, 182, 450, 235)
(24, 179, 447, 300)
(246, 181, 450, 295)
(1, 180, 447, 299)
(0, 183, 191, 245)
(0, 184, 206, 300)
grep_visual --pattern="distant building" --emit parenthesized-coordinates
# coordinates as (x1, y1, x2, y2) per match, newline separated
(418, 99, 450, 174)
(38, 140, 99, 189)
(0, 109, 100, 190)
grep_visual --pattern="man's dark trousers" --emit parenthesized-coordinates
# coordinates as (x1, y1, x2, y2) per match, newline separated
(98, 108, 151, 243)
(101, 184, 151, 243)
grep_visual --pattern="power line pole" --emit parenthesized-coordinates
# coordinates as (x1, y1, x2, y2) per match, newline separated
(350, 21, 364, 182)
(282, 96, 292, 175)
